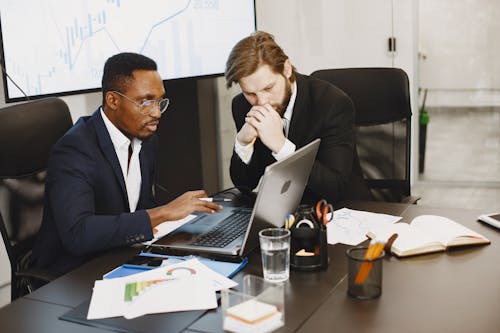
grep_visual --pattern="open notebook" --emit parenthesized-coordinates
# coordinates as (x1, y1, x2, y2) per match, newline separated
(367, 215, 490, 257)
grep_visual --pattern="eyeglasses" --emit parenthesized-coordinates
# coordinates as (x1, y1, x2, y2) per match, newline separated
(111, 90, 170, 115)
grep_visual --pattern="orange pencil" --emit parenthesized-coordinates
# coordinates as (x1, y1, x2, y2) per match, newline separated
(354, 241, 384, 285)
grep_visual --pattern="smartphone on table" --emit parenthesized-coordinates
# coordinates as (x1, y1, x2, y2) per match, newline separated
(478, 213, 500, 229)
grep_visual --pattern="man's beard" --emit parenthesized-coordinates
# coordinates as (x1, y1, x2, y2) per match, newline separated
(274, 79, 293, 116)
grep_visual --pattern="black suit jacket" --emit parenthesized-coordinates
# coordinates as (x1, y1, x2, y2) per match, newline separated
(230, 73, 361, 203)
(32, 110, 156, 275)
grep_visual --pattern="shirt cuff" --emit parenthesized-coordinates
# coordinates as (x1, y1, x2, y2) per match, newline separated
(234, 136, 254, 164)
(272, 139, 296, 161)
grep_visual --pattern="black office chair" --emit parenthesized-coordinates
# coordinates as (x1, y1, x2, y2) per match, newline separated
(0, 97, 73, 301)
(311, 68, 419, 203)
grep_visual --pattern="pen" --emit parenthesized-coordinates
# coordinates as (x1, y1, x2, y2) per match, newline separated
(199, 197, 232, 202)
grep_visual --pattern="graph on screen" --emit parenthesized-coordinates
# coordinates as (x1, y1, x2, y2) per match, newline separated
(0, 0, 255, 100)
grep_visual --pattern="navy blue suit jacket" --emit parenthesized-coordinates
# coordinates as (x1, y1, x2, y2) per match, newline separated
(32, 110, 157, 275)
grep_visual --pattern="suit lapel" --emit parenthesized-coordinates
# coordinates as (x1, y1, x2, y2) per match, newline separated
(138, 145, 150, 208)
(287, 74, 310, 146)
(91, 110, 129, 205)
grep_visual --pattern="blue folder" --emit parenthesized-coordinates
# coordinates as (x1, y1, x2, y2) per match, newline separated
(103, 253, 248, 279)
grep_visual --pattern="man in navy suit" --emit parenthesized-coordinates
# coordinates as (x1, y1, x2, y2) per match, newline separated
(225, 31, 367, 203)
(32, 53, 221, 276)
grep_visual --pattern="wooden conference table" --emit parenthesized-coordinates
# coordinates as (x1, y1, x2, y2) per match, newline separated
(0, 201, 498, 333)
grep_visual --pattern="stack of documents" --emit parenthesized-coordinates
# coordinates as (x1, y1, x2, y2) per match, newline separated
(87, 258, 237, 319)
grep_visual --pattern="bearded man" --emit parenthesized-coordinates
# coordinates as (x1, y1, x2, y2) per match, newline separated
(225, 31, 357, 203)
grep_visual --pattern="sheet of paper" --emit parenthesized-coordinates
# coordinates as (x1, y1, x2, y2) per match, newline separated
(142, 214, 196, 245)
(88, 275, 216, 320)
(123, 276, 216, 319)
(326, 208, 401, 245)
(87, 259, 237, 319)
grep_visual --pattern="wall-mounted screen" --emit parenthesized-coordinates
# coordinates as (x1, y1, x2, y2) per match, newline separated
(0, 0, 256, 102)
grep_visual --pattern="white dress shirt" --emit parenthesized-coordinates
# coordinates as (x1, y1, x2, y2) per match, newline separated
(235, 81, 298, 163)
(100, 109, 142, 212)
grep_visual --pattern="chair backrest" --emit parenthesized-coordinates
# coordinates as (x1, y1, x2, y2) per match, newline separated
(0, 97, 72, 286)
(311, 68, 412, 202)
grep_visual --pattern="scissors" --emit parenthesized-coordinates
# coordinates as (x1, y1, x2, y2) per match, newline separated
(315, 199, 334, 226)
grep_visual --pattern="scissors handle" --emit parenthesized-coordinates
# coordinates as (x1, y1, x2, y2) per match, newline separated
(321, 204, 334, 225)
(315, 199, 328, 220)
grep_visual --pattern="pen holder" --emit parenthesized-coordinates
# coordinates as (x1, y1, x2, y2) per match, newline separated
(289, 205, 328, 271)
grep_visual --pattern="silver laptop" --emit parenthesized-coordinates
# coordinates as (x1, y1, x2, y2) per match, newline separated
(151, 139, 320, 259)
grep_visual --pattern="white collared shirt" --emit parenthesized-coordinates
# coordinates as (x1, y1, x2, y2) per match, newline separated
(235, 81, 298, 163)
(100, 108, 142, 212)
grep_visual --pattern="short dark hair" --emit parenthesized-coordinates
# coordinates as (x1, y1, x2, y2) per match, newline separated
(225, 31, 296, 89)
(101, 52, 158, 105)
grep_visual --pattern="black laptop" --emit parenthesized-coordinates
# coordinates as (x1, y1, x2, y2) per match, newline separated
(151, 139, 320, 259)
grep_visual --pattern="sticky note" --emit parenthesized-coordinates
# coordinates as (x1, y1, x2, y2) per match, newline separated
(226, 299, 277, 324)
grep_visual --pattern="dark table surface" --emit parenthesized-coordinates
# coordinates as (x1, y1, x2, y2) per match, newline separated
(2, 201, 498, 333)
(296, 204, 500, 333)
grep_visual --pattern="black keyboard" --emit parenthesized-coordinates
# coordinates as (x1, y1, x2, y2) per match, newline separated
(191, 210, 251, 248)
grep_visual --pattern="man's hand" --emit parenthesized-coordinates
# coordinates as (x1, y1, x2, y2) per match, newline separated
(245, 104, 285, 153)
(236, 122, 258, 146)
(147, 190, 222, 228)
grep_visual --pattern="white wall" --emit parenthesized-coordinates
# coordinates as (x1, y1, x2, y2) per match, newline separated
(257, 0, 396, 71)
(419, 0, 500, 107)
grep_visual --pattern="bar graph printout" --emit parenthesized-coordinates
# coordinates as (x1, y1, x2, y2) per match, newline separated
(0, 0, 255, 99)
(87, 258, 237, 319)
